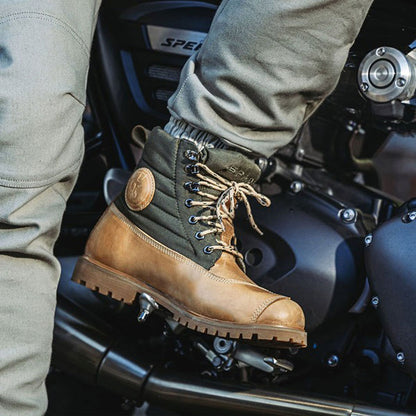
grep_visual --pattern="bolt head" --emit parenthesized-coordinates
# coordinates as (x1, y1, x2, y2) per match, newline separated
(376, 47, 386, 56)
(341, 208, 357, 223)
(403, 211, 416, 223)
(396, 77, 406, 87)
(290, 181, 303, 194)
(289, 347, 299, 355)
(360, 83, 369, 92)
(396, 352, 405, 364)
(365, 234, 373, 246)
(371, 296, 379, 307)
(327, 354, 339, 368)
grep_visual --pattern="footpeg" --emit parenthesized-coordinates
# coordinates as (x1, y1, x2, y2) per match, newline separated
(137, 293, 159, 322)
(204, 336, 294, 375)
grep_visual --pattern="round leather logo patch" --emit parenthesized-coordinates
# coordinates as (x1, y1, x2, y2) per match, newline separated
(125, 168, 155, 211)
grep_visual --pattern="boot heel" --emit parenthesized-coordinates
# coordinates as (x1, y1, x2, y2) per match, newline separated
(72, 256, 139, 304)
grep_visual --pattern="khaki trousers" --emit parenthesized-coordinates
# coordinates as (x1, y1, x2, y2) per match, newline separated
(0, 1, 100, 414)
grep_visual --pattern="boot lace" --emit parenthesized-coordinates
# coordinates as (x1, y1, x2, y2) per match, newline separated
(184, 155, 271, 260)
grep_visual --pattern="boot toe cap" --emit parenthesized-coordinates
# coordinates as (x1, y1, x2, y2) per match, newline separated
(256, 298, 305, 330)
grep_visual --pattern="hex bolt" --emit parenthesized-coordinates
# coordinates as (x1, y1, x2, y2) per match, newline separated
(360, 83, 369, 92)
(396, 352, 405, 364)
(289, 347, 299, 355)
(340, 208, 357, 223)
(365, 234, 373, 246)
(371, 296, 379, 308)
(403, 211, 416, 223)
(327, 354, 340, 368)
(376, 47, 386, 56)
(396, 77, 406, 88)
(297, 148, 305, 159)
(290, 181, 303, 194)
(213, 337, 234, 355)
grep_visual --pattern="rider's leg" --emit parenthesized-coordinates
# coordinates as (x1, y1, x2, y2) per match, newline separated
(0, 1, 100, 414)
(166, 0, 374, 156)
(74, 0, 373, 348)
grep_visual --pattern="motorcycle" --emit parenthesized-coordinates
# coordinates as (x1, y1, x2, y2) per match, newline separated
(48, 0, 416, 414)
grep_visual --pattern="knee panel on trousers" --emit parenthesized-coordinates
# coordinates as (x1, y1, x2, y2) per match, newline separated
(0, 13, 90, 187)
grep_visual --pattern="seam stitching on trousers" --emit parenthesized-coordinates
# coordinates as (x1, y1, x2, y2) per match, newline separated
(169, 73, 194, 107)
(0, 12, 90, 58)
(0, 155, 83, 189)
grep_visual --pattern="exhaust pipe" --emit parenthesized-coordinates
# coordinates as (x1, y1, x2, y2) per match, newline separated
(53, 298, 413, 416)
(144, 370, 409, 416)
(53, 297, 153, 398)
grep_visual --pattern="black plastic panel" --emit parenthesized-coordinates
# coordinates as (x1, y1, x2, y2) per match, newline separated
(237, 183, 369, 332)
(366, 211, 416, 377)
(94, 0, 217, 135)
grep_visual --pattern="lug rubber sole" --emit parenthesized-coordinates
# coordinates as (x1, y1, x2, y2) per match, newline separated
(72, 256, 307, 348)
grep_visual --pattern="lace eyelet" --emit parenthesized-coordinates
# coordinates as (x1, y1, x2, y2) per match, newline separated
(184, 150, 199, 162)
(195, 231, 205, 240)
(188, 216, 198, 225)
(185, 164, 200, 175)
(184, 182, 200, 193)
(184, 199, 193, 208)
(203, 246, 214, 254)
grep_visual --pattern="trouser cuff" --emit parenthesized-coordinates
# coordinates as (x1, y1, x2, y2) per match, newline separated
(164, 117, 228, 151)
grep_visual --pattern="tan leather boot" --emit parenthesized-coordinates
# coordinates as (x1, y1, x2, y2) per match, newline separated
(72, 128, 306, 347)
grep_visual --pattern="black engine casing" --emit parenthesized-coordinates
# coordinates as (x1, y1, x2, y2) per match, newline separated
(236, 183, 368, 332)
(366, 208, 416, 377)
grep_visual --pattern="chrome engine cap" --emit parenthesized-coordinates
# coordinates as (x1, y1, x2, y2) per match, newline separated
(358, 46, 416, 103)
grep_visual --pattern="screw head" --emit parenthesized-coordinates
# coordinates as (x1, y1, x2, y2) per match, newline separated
(376, 47, 386, 56)
(396, 77, 406, 87)
(403, 211, 416, 223)
(371, 296, 379, 308)
(340, 208, 357, 223)
(360, 83, 369, 93)
(365, 234, 373, 246)
(297, 148, 305, 159)
(327, 354, 340, 368)
(290, 181, 303, 194)
(396, 352, 405, 364)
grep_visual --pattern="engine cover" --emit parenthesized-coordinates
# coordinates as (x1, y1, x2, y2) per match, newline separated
(366, 210, 416, 376)
(236, 183, 367, 332)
